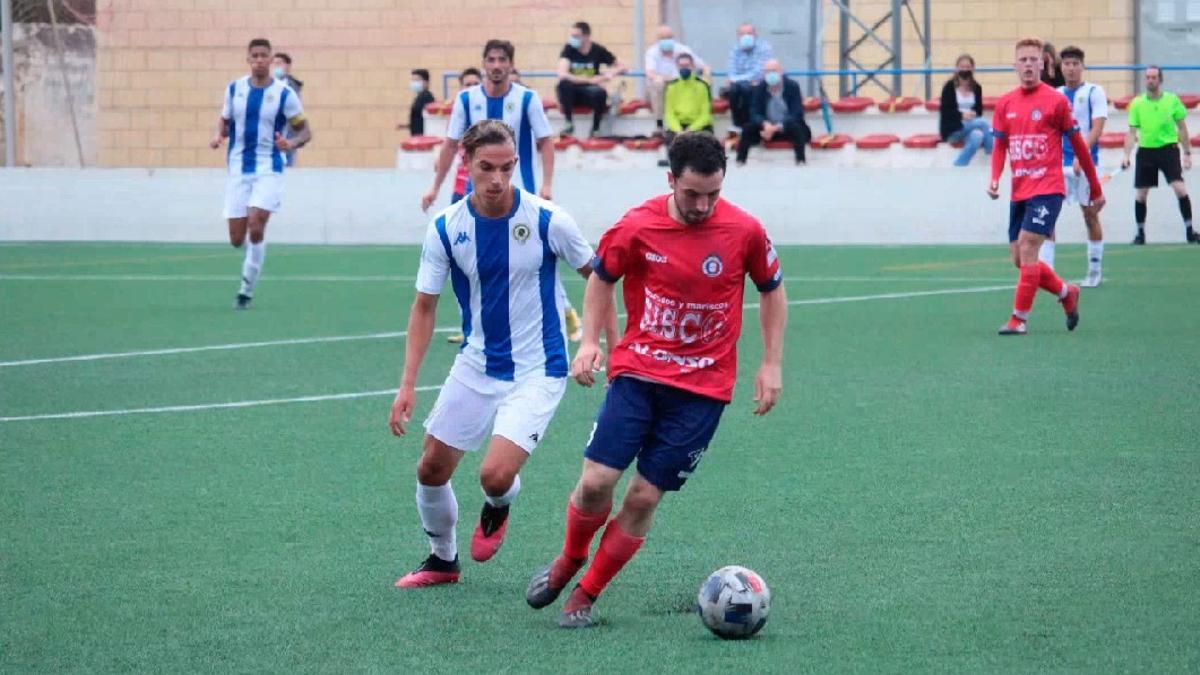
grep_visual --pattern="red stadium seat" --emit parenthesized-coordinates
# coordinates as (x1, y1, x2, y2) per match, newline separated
(572, 105, 594, 114)
(580, 138, 618, 151)
(763, 139, 794, 149)
(902, 133, 941, 149)
(1112, 95, 1134, 110)
(400, 136, 444, 152)
(423, 102, 441, 115)
(1181, 94, 1200, 108)
(876, 97, 921, 113)
(804, 97, 821, 112)
(1099, 132, 1126, 149)
(810, 133, 853, 149)
(855, 133, 900, 149)
(1191, 134, 1200, 148)
(622, 137, 665, 150)
(712, 98, 730, 114)
(830, 97, 873, 113)
(553, 137, 577, 151)
(619, 99, 651, 115)
(924, 98, 941, 112)
(543, 100, 559, 111)
(982, 96, 1000, 110)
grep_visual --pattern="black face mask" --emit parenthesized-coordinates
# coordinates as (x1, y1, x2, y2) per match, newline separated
(958, 70, 973, 80)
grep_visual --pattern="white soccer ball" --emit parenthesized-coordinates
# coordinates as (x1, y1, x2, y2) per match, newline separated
(697, 565, 771, 639)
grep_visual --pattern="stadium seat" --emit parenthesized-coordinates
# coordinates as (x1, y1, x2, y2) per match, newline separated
(580, 138, 618, 151)
(622, 137, 665, 150)
(1191, 134, 1200, 148)
(618, 99, 651, 115)
(572, 105, 594, 114)
(542, 100, 559, 111)
(876, 96, 921, 113)
(902, 133, 941, 149)
(1181, 94, 1200, 108)
(830, 97, 873, 113)
(982, 96, 1000, 110)
(553, 137, 577, 151)
(712, 98, 730, 114)
(949, 140, 965, 149)
(855, 133, 900, 149)
(1112, 94, 1134, 110)
(804, 97, 821, 112)
(400, 136, 444, 152)
(810, 133, 853, 149)
(924, 98, 941, 111)
(763, 139, 794, 149)
(1099, 132, 1126, 149)
(423, 102, 441, 115)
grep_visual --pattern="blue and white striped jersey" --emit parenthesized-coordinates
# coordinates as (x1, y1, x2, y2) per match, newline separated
(415, 190, 594, 382)
(221, 76, 304, 175)
(446, 83, 554, 193)
(1058, 81, 1107, 166)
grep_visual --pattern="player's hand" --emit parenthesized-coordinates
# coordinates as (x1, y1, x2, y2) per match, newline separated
(1121, 157, 1131, 170)
(1090, 194, 1106, 212)
(1072, 158, 1082, 176)
(539, 185, 553, 201)
(274, 132, 292, 152)
(571, 341, 605, 387)
(389, 386, 416, 437)
(753, 362, 782, 416)
(1185, 154, 1193, 171)
(209, 135, 224, 150)
(963, 110, 977, 121)
(420, 187, 438, 212)
(986, 181, 1000, 200)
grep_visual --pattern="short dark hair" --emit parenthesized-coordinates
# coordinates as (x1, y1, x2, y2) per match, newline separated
(461, 119, 516, 157)
(273, 52, 292, 64)
(459, 67, 482, 83)
(668, 131, 726, 177)
(412, 68, 430, 82)
(675, 52, 694, 65)
(573, 21, 591, 36)
(1146, 64, 1164, 80)
(248, 38, 271, 52)
(482, 39, 515, 62)
(1060, 46, 1085, 62)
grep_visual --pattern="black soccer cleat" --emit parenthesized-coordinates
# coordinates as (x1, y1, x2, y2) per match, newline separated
(1131, 230, 1146, 245)
(1188, 227, 1200, 244)
(234, 293, 252, 310)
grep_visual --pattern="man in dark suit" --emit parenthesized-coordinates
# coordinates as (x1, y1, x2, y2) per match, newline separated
(736, 59, 811, 165)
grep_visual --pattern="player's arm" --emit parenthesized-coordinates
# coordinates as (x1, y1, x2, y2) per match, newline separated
(988, 132, 1008, 199)
(275, 115, 311, 152)
(422, 97, 466, 211)
(1177, 117, 1192, 170)
(536, 137, 555, 199)
(1067, 128, 1104, 207)
(389, 291, 439, 436)
(573, 273, 617, 387)
(210, 116, 229, 149)
(754, 284, 787, 416)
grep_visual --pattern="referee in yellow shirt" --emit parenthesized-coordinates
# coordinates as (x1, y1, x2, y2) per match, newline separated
(1121, 66, 1198, 244)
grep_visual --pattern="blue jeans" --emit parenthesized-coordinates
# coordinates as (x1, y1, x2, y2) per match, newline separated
(948, 118, 992, 166)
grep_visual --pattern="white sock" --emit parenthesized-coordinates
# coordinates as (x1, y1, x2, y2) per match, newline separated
(239, 241, 266, 296)
(1087, 239, 1104, 272)
(484, 473, 521, 508)
(416, 481, 458, 562)
(1038, 240, 1056, 269)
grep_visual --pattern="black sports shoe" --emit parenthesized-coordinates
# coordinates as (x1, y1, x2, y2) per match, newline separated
(394, 553, 461, 588)
(1131, 230, 1146, 245)
(1187, 227, 1199, 244)
(235, 293, 252, 310)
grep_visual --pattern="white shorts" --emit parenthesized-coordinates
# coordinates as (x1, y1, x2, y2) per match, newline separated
(1064, 171, 1091, 206)
(424, 360, 568, 454)
(223, 173, 284, 219)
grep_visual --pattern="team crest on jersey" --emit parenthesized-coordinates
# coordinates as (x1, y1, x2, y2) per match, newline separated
(701, 253, 724, 277)
(1031, 108, 1042, 121)
(506, 101, 517, 113)
(512, 222, 531, 243)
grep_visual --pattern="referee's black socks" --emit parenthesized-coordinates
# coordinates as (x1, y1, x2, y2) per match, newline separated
(1179, 195, 1193, 232)
(1135, 200, 1147, 232)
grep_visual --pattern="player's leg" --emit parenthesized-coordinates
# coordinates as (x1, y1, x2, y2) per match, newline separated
(1169, 180, 1195, 242)
(1038, 230, 1057, 268)
(224, 175, 253, 307)
(1002, 201, 1033, 334)
(1083, 202, 1105, 287)
(1024, 195, 1078, 330)
(556, 80, 577, 136)
(527, 377, 654, 611)
(236, 175, 282, 307)
(1132, 148, 1156, 244)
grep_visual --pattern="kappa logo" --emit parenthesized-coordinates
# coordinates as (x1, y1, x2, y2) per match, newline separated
(1032, 205, 1050, 226)
(454, 231, 471, 245)
(528, 432, 540, 443)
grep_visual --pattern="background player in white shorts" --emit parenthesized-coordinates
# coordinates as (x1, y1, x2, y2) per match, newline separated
(1041, 45, 1107, 287)
(389, 119, 616, 589)
(209, 37, 311, 309)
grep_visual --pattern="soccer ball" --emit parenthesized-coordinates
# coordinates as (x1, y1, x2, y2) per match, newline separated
(696, 565, 771, 639)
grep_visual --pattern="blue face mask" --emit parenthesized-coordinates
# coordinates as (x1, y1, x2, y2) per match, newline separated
(658, 38, 675, 53)
(567, 36, 582, 49)
(678, 68, 692, 80)
(410, 80, 425, 93)
(739, 34, 755, 50)
(272, 66, 286, 80)
(764, 71, 781, 87)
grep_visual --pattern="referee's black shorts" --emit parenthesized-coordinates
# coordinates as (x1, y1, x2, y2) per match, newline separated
(1135, 145, 1184, 188)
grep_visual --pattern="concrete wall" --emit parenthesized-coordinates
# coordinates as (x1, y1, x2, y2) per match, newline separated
(0, 165, 1163, 245)
(6, 23, 97, 167)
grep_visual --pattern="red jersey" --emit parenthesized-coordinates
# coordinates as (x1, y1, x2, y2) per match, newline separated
(452, 146, 469, 196)
(593, 195, 783, 402)
(992, 82, 1079, 201)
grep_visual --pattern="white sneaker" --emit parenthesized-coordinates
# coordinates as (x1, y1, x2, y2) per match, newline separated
(1081, 269, 1102, 288)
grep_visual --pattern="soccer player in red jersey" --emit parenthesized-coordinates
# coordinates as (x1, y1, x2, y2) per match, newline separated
(524, 132, 789, 628)
(988, 37, 1105, 336)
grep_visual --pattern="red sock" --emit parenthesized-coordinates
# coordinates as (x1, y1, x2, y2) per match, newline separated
(562, 500, 610, 561)
(1012, 264, 1039, 319)
(1037, 261, 1065, 297)
(578, 519, 645, 598)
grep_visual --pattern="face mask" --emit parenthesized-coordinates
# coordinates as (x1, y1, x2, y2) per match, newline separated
(739, 34, 755, 50)
(272, 66, 285, 80)
(567, 36, 582, 49)
(957, 69, 972, 80)
(410, 80, 425, 93)
(658, 38, 675, 53)
(764, 71, 781, 87)
(678, 68, 692, 80)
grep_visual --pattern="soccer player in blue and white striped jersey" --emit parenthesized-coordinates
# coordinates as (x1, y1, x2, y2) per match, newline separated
(389, 120, 616, 588)
(209, 38, 311, 309)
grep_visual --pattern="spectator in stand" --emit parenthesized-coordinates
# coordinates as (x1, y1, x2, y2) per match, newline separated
(735, 59, 809, 166)
(939, 54, 991, 167)
(726, 22, 772, 135)
(272, 52, 304, 165)
(1041, 42, 1065, 87)
(449, 68, 483, 204)
(510, 68, 521, 85)
(659, 53, 713, 166)
(556, 21, 626, 137)
(644, 24, 710, 134)
(401, 68, 436, 137)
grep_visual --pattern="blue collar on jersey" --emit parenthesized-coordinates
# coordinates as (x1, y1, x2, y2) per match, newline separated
(465, 187, 522, 222)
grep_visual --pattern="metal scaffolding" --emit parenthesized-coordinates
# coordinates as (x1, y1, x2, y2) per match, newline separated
(832, 0, 932, 99)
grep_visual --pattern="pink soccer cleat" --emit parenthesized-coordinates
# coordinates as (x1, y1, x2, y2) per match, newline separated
(470, 503, 510, 562)
(394, 554, 461, 588)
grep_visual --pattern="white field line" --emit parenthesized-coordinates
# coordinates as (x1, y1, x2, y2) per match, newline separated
(0, 273, 1017, 284)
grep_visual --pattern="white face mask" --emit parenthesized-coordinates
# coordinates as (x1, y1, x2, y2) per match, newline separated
(410, 80, 426, 93)
(272, 66, 286, 80)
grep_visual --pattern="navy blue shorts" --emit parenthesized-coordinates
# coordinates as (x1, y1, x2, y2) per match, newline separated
(1008, 194, 1064, 242)
(584, 376, 726, 492)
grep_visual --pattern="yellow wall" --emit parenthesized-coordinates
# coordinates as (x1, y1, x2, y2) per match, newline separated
(94, 0, 1135, 168)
